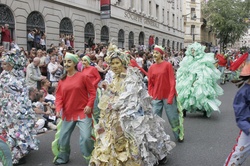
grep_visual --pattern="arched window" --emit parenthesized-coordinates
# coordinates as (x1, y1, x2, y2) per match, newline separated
(27, 11, 45, 51)
(167, 40, 170, 48)
(155, 37, 159, 45)
(128, 31, 134, 50)
(118, 29, 124, 48)
(139, 31, 144, 45)
(172, 41, 175, 50)
(101, 26, 109, 44)
(162, 39, 166, 47)
(84, 22, 95, 48)
(27, 11, 45, 32)
(0, 4, 15, 44)
(60, 17, 73, 35)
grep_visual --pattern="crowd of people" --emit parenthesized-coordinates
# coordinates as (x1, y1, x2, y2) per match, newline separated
(0, 28, 250, 166)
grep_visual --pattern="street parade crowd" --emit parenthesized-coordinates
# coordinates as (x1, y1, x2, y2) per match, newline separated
(0, 23, 250, 166)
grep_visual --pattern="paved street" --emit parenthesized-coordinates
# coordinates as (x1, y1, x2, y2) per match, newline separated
(13, 82, 250, 165)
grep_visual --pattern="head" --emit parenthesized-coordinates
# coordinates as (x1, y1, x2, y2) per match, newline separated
(41, 79, 51, 88)
(153, 45, 165, 63)
(4, 24, 9, 29)
(110, 57, 126, 75)
(48, 86, 56, 95)
(35, 92, 45, 102)
(82, 56, 91, 67)
(50, 55, 56, 64)
(33, 57, 40, 67)
(1, 61, 14, 71)
(64, 52, 79, 72)
(28, 87, 38, 101)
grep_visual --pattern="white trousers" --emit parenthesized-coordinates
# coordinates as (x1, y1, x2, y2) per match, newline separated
(35, 119, 45, 130)
(224, 130, 250, 166)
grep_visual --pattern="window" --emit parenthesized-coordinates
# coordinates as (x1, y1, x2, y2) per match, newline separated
(141, 0, 143, 13)
(172, 14, 175, 28)
(191, 25, 195, 34)
(162, 9, 165, 23)
(156, 4, 159, 19)
(149, 1, 151, 16)
(167, 11, 169, 25)
(191, 8, 196, 20)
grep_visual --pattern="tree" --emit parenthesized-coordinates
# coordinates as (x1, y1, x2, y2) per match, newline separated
(202, 0, 249, 51)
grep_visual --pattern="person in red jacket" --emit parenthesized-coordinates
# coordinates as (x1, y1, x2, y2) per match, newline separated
(148, 45, 184, 142)
(52, 53, 96, 165)
(1, 24, 11, 51)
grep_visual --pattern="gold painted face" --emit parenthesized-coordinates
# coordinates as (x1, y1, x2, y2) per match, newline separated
(110, 58, 124, 75)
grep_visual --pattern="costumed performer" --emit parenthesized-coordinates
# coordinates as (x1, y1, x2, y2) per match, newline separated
(52, 52, 96, 165)
(81, 56, 101, 124)
(0, 50, 39, 165)
(89, 44, 175, 166)
(147, 45, 184, 142)
(224, 62, 250, 166)
(176, 42, 223, 117)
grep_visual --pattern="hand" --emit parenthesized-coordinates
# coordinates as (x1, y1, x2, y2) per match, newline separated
(56, 112, 61, 118)
(84, 106, 92, 114)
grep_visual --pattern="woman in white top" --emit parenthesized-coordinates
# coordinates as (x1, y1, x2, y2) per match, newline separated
(47, 56, 63, 85)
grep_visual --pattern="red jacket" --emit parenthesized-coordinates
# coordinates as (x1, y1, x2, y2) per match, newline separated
(56, 72, 96, 121)
(1, 28, 11, 42)
(216, 54, 227, 67)
(148, 61, 177, 104)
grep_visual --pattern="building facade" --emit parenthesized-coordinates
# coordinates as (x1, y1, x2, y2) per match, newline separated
(183, 0, 217, 52)
(0, 0, 184, 51)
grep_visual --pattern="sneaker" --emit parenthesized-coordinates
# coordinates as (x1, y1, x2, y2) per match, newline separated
(37, 127, 48, 134)
(48, 122, 57, 130)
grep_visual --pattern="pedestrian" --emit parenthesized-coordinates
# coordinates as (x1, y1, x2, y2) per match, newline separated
(224, 62, 250, 166)
(1, 24, 11, 51)
(52, 52, 96, 165)
(147, 45, 184, 142)
(90, 44, 175, 166)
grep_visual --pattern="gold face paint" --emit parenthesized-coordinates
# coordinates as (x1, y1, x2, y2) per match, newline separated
(111, 58, 124, 75)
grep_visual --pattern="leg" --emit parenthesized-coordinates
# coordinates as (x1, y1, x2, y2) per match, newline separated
(152, 99, 164, 117)
(54, 120, 76, 164)
(163, 98, 183, 140)
(224, 131, 250, 166)
(77, 117, 94, 163)
(0, 139, 12, 166)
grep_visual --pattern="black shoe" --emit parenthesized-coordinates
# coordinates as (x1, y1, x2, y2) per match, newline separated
(159, 157, 168, 164)
(203, 111, 207, 117)
(183, 109, 187, 117)
(13, 157, 26, 165)
(178, 138, 184, 143)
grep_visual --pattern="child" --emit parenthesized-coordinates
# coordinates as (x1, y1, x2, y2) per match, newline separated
(224, 62, 250, 166)
(33, 92, 57, 132)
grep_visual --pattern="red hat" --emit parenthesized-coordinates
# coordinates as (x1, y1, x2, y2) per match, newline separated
(240, 62, 250, 77)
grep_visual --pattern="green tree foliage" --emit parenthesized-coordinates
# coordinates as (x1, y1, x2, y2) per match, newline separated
(202, 0, 249, 50)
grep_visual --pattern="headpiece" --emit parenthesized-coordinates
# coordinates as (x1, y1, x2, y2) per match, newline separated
(82, 56, 91, 64)
(105, 43, 130, 67)
(154, 45, 165, 55)
(0, 49, 27, 70)
(65, 52, 79, 64)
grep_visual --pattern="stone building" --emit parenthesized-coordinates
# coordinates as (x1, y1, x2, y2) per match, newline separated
(0, 0, 184, 51)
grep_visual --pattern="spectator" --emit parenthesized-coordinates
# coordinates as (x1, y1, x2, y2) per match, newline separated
(27, 30, 35, 52)
(47, 55, 63, 86)
(40, 34, 46, 51)
(26, 57, 46, 89)
(1, 24, 11, 51)
(135, 51, 144, 67)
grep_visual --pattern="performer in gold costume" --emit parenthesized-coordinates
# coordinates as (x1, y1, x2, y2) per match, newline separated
(90, 44, 175, 166)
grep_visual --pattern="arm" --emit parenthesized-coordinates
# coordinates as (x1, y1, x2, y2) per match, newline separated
(55, 81, 63, 113)
(48, 63, 58, 75)
(167, 63, 176, 104)
(130, 59, 148, 76)
(233, 91, 250, 135)
(147, 67, 153, 96)
(84, 75, 96, 108)
(92, 68, 101, 88)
